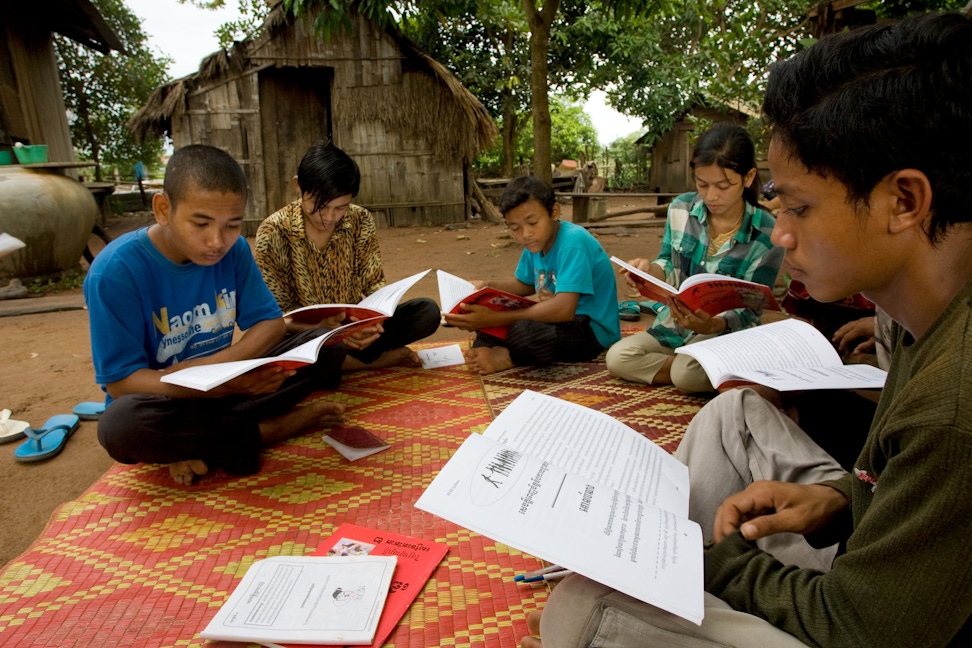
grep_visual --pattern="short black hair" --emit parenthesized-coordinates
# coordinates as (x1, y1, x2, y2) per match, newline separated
(763, 12, 972, 243)
(498, 176, 556, 216)
(690, 123, 760, 207)
(296, 141, 361, 214)
(164, 144, 247, 207)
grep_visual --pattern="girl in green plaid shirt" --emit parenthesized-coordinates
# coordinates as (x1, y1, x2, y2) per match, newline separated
(606, 124, 783, 393)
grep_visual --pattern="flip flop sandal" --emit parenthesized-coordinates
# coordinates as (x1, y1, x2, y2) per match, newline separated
(73, 401, 106, 421)
(0, 409, 29, 444)
(13, 414, 81, 463)
(618, 300, 641, 321)
(639, 300, 666, 315)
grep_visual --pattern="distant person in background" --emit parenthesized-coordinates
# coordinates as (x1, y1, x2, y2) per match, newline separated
(606, 123, 784, 394)
(255, 141, 439, 370)
(134, 160, 148, 207)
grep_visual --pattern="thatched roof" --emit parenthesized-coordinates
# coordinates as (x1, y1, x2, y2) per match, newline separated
(127, 6, 497, 159)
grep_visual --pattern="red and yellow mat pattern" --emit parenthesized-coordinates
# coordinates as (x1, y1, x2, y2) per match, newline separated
(0, 355, 703, 647)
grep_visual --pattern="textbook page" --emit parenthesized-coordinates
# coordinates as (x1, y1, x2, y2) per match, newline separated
(729, 363, 887, 391)
(482, 390, 689, 516)
(415, 433, 704, 624)
(436, 269, 477, 313)
(358, 270, 430, 314)
(160, 317, 383, 391)
(674, 318, 886, 389)
(609, 256, 677, 303)
(200, 555, 397, 645)
(285, 270, 430, 323)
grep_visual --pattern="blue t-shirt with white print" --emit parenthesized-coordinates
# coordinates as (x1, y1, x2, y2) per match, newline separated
(84, 227, 282, 390)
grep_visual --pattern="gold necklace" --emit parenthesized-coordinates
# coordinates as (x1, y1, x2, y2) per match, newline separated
(707, 213, 743, 255)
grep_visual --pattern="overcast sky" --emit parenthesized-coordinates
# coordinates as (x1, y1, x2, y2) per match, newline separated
(124, 0, 642, 145)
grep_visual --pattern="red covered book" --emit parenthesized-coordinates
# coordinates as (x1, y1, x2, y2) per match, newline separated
(611, 256, 780, 316)
(263, 524, 449, 648)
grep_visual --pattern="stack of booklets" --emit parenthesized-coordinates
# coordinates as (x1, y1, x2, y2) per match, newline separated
(416, 390, 706, 625)
(201, 524, 448, 646)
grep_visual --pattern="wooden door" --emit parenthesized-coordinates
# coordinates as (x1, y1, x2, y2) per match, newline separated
(258, 67, 333, 217)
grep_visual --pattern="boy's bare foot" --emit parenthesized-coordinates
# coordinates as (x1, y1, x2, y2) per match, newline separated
(520, 610, 543, 648)
(342, 347, 421, 371)
(463, 346, 514, 375)
(259, 400, 346, 444)
(169, 459, 209, 485)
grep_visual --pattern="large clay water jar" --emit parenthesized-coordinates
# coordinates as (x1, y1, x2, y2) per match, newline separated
(0, 166, 96, 281)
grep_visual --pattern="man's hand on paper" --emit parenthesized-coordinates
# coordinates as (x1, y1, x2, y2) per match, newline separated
(670, 297, 726, 335)
(713, 481, 849, 544)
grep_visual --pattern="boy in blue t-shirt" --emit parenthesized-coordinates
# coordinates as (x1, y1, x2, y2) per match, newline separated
(444, 176, 621, 374)
(84, 145, 346, 485)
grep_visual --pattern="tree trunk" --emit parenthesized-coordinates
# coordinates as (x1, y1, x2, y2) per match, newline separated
(501, 100, 517, 178)
(471, 180, 504, 224)
(523, 0, 559, 185)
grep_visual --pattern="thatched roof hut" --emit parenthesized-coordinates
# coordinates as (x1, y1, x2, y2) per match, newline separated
(129, 2, 497, 233)
(636, 97, 755, 194)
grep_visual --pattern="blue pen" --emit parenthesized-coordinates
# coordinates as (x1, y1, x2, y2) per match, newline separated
(514, 565, 563, 582)
(521, 570, 573, 583)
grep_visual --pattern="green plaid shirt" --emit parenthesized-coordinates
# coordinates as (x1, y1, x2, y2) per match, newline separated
(648, 192, 783, 348)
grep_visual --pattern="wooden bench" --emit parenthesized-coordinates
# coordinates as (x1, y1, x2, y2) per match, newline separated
(556, 192, 680, 223)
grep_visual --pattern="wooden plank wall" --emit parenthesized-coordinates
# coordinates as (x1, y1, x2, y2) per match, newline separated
(172, 10, 469, 230)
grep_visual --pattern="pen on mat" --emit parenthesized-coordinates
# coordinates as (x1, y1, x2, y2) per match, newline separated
(514, 565, 563, 582)
(520, 570, 573, 583)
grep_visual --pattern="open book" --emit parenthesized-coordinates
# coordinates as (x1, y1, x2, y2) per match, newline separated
(674, 318, 888, 390)
(200, 555, 397, 645)
(611, 256, 780, 316)
(159, 319, 377, 392)
(437, 269, 535, 339)
(416, 390, 704, 625)
(285, 270, 430, 325)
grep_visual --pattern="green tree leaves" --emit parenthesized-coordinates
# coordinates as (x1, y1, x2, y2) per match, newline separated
(56, 0, 171, 180)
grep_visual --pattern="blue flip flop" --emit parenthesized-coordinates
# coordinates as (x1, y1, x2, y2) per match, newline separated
(618, 300, 641, 321)
(14, 414, 81, 463)
(73, 401, 106, 421)
(639, 300, 666, 315)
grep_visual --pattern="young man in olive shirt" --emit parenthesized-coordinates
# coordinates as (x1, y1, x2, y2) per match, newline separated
(522, 13, 972, 647)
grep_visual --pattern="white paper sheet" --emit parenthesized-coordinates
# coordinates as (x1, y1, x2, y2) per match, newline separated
(417, 344, 466, 369)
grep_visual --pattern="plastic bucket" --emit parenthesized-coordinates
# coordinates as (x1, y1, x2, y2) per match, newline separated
(0, 150, 12, 165)
(13, 145, 48, 164)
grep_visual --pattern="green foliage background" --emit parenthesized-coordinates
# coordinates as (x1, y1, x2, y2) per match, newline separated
(56, 0, 171, 180)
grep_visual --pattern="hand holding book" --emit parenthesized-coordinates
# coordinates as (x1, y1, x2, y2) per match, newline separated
(610, 256, 780, 316)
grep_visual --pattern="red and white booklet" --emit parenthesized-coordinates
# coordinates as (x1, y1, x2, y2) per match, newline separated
(262, 524, 449, 648)
(610, 256, 780, 316)
(437, 269, 535, 339)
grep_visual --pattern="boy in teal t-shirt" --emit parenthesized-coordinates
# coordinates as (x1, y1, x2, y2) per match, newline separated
(443, 176, 620, 374)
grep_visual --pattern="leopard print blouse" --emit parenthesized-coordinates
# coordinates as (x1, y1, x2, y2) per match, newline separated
(254, 200, 385, 312)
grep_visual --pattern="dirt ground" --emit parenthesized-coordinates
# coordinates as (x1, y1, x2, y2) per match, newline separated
(0, 202, 663, 569)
